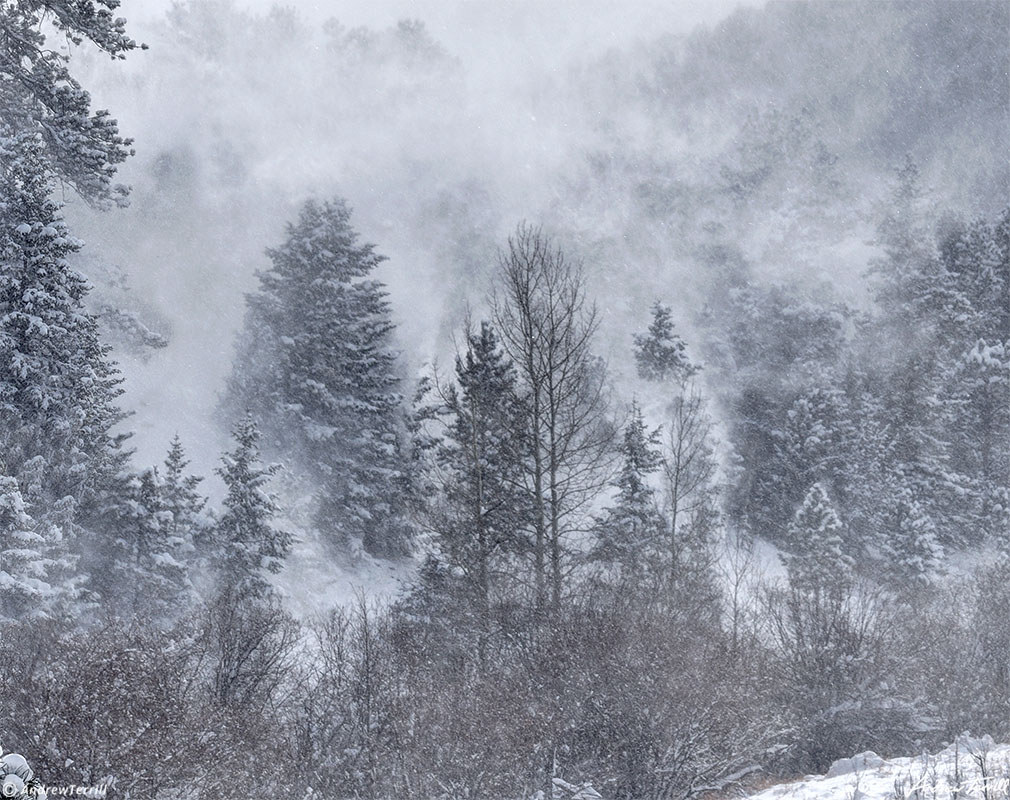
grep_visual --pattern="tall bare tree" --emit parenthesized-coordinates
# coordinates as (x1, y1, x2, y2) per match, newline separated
(492, 223, 614, 616)
(662, 381, 719, 588)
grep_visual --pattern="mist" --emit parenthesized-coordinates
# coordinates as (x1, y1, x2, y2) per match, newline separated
(3, 0, 1009, 796)
(64, 0, 759, 477)
(66, 0, 1005, 493)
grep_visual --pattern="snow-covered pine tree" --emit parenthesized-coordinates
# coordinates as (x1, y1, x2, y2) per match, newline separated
(0, 1, 140, 611)
(162, 434, 208, 550)
(205, 418, 298, 713)
(0, 131, 131, 608)
(782, 482, 853, 596)
(710, 279, 848, 544)
(0, 475, 56, 623)
(759, 386, 854, 545)
(882, 485, 944, 589)
(0, 132, 127, 488)
(866, 156, 969, 546)
(633, 301, 697, 384)
(213, 415, 292, 600)
(403, 374, 442, 518)
(941, 207, 1010, 343)
(98, 467, 192, 620)
(0, 0, 140, 206)
(426, 322, 528, 646)
(957, 339, 1010, 540)
(940, 208, 1010, 542)
(223, 198, 410, 559)
(13, 455, 84, 617)
(592, 400, 665, 578)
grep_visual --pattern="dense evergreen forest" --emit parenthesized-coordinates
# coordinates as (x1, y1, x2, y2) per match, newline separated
(0, 1, 1008, 799)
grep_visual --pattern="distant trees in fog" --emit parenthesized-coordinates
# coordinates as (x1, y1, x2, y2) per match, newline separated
(2, 2, 1010, 798)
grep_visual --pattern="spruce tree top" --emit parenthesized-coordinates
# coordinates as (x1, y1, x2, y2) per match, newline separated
(614, 401, 662, 510)
(783, 482, 854, 595)
(448, 321, 521, 450)
(215, 415, 292, 598)
(634, 301, 697, 384)
(236, 196, 399, 431)
(261, 198, 386, 289)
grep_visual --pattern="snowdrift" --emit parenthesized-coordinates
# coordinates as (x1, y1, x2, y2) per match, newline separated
(749, 736, 1010, 800)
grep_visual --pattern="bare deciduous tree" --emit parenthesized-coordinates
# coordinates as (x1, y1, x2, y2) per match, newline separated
(662, 381, 719, 591)
(493, 223, 614, 616)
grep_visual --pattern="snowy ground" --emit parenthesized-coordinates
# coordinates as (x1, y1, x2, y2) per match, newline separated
(277, 530, 414, 617)
(749, 737, 1010, 800)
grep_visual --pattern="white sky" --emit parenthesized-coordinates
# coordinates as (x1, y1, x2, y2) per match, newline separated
(125, 0, 760, 63)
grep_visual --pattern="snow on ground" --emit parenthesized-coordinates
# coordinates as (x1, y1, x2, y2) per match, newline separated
(276, 526, 415, 617)
(749, 737, 1010, 800)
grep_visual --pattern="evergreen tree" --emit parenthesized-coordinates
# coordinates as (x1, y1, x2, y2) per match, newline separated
(402, 323, 529, 664)
(433, 323, 528, 624)
(945, 338, 1010, 543)
(12, 454, 84, 616)
(782, 483, 853, 596)
(758, 386, 853, 548)
(213, 415, 292, 600)
(709, 279, 849, 542)
(633, 301, 697, 384)
(403, 374, 442, 518)
(0, 475, 58, 623)
(883, 485, 944, 589)
(593, 401, 664, 578)
(941, 208, 1010, 342)
(161, 435, 208, 552)
(0, 0, 140, 205)
(102, 468, 192, 619)
(0, 132, 128, 498)
(865, 156, 967, 545)
(940, 208, 1010, 542)
(840, 383, 898, 552)
(223, 198, 410, 558)
(0, 0, 140, 609)
(0, 131, 130, 609)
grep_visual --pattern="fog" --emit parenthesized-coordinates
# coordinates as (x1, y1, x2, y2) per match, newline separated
(4, 2, 1010, 791)
(62, 0, 1007, 491)
(60, 0, 747, 480)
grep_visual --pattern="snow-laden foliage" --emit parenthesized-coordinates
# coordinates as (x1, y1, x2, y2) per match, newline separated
(408, 321, 529, 659)
(223, 198, 412, 558)
(0, 132, 127, 493)
(0, 129, 132, 616)
(0, 474, 64, 622)
(0, 3, 1008, 799)
(0, 0, 140, 205)
(781, 482, 853, 595)
(212, 415, 292, 600)
(591, 400, 665, 577)
(632, 301, 697, 385)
